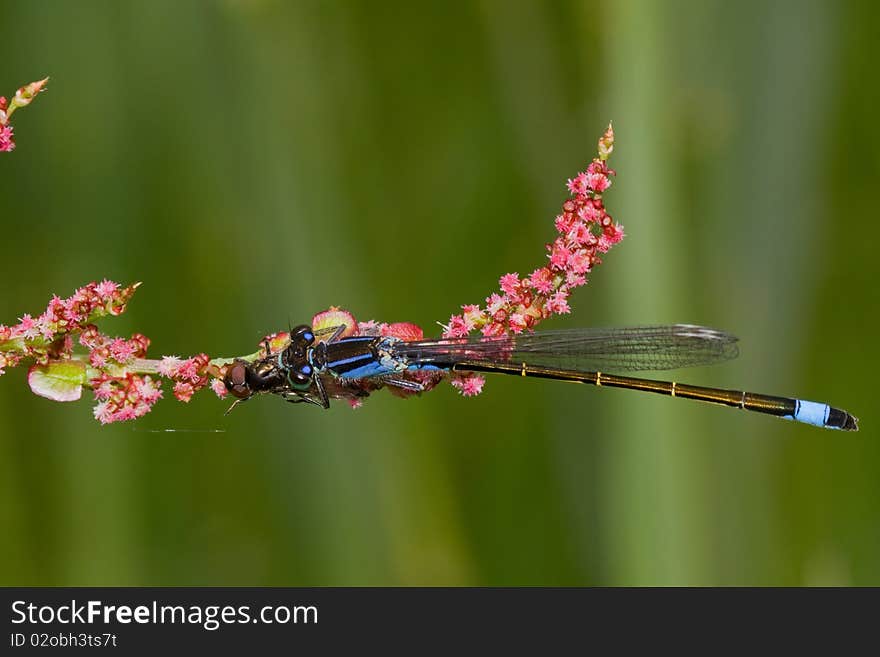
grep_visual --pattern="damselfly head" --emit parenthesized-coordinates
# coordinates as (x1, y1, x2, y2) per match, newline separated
(282, 324, 316, 369)
(281, 333, 316, 391)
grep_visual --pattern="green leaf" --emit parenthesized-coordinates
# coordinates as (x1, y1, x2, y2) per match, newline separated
(27, 361, 87, 402)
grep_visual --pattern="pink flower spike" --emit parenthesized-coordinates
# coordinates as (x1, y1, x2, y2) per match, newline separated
(461, 304, 484, 330)
(529, 267, 554, 294)
(173, 381, 195, 403)
(12, 313, 41, 339)
(565, 272, 587, 288)
(0, 125, 13, 152)
(598, 225, 625, 253)
(174, 358, 200, 383)
(481, 321, 506, 337)
(508, 313, 528, 334)
(451, 374, 485, 397)
(109, 337, 136, 363)
(578, 203, 602, 223)
(587, 160, 611, 177)
(133, 401, 153, 418)
(566, 222, 592, 245)
(566, 249, 592, 274)
(94, 279, 120, 299)
(547, 290, 571, 315)
(110, 406, 138, 423)
(157, 356, 182, 378)
(485, 293, 506, 315)
(499, 273, 521, 296)
(93, 401, 114, 424)
(609, 222, 625, 243)
(134, 376, 163, 404)
(37, 313, 56, 340)
(549, 239, 571, 271)
(443, 314, 470, 338)
(555, 213, 575, 234)
(585, 172, 611, 193)
(129, 333, 150, 357)
(567, 173, 589, 196)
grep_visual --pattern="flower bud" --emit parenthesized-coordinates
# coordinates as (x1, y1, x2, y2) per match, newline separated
(12, 77, 49, 109)
(598, 122, 614, 160)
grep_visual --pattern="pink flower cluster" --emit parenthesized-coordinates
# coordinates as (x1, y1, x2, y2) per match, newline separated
(0, 121, 13, 152)
(1, 279, 223, 423)
(442, 124, 621, 395)
(0, 78, 48, 153)
(0, 280, 140, 367)
(80, 325, 150, 368)
(450, 375, 485, 397)
(157, 354, 212, 402)
(91, 372, 163, 424)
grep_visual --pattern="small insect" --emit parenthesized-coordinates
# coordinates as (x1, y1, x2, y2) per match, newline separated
(223, 323, 858, 431)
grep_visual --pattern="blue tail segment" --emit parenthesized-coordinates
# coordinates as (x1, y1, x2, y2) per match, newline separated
(793, 400, 830, 427)
(785, 399, 859, 431)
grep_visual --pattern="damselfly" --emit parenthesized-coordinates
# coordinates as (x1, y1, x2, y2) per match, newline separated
(223, 323, 858, 431)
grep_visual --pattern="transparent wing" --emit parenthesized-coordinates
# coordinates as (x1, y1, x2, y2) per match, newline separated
(391, 324, 739, 372)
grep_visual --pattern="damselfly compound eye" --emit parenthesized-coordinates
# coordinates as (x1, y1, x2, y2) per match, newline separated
(288, 363, 313, 391)
(290, 325, 315, 346)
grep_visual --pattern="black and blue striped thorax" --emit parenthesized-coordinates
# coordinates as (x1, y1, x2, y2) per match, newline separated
(309, 335, 411, 380)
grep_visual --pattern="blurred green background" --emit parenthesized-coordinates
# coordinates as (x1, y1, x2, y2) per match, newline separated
(0, 0, 877, 586)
